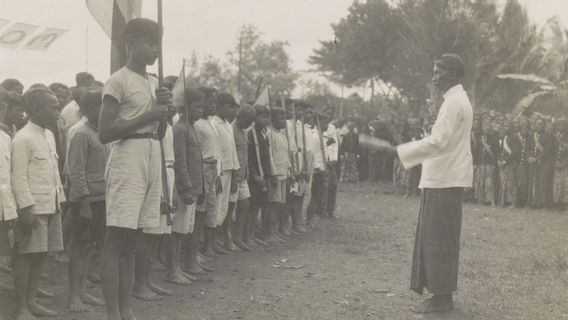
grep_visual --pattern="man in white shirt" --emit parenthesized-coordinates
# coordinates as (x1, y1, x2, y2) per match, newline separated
(0, 89, 17, 278)
(211, 93, 240, 253)
(12, 87, 66, 319)
(306, 110, 339, 227)
(368, 54, 472, 313)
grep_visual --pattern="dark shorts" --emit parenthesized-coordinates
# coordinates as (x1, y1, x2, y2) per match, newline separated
(0, 220, 12, 257)
(70, 201, 106, 245)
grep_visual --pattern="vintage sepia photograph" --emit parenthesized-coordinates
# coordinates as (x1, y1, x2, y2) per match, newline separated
(0, 0, 567, 319)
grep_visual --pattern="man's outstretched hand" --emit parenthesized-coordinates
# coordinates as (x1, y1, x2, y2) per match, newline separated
(359, 134, 396, 154)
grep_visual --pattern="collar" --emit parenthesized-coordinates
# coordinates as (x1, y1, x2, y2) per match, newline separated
(212, 115, 226, 124)
(442, 84, 464, 100)
(0, 123, 13, 138)
(28, 121, 46, 134)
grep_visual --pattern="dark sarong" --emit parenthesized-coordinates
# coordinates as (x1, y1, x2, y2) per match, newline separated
(411, 187, 464, 295)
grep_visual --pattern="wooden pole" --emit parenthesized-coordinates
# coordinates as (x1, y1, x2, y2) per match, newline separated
(157, 0, 164, 86)
(281, 96, 295, 175)
(157, 0, 172, 224)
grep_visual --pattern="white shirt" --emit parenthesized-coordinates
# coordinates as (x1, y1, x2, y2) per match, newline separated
(211, 116, 239, 172)
(0, 129, 17, 220)
(397, 84, 473, 188)
(307, 125, 325, 170)
(60, 100, 82, 131)
(324, 123, 339, 162)
(12, 122, 65, 214)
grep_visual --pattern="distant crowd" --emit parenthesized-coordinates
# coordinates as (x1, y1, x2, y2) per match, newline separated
(335, 109, 568, 211)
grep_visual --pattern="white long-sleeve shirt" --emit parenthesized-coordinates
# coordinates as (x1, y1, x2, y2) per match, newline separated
(397, 84, 473, 188)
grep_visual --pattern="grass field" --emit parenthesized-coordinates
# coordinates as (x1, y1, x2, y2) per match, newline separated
(1, 182, 568, 319)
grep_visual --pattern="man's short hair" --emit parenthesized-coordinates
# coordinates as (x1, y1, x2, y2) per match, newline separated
(76, 72, 95, 88)
(253, 104, 269, 116)
(78, 89, 102, 115)
(270, 107, 286, 120)
(183, 88, 205, 110)
(197, 86, 217, 99)
(217, 93, 238, 108)
(1, 78, 23, 92)
(435, 53, 465, 79)
(237, 105, 256, 120)
(49, 82, 69, 93)
(6, 92, 24, 110)
(0, 87, 8, 105)
(23, 86, 55, 114)
(122, 18, 160, 45)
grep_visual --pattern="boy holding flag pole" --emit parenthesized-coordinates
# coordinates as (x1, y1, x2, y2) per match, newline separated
(98, 5, 173, 317)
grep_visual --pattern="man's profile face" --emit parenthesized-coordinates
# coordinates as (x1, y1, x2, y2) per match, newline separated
(188, 99, 204, 121)
(130, 37, 159, 66)
(53, 88, 70, 110)
(8, 104, 26, 129)
(432, 64, 454, 93)
(33, 93, 60, 128)
(203, 94, 217, 116)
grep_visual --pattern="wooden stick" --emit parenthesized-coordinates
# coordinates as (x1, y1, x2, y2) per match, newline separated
(252, 127, 265, 178)
(157, 0, 171, 224)
(157, 0, 164, 86)
(301, 114, 308, 175)
(281, 96, 295, 175)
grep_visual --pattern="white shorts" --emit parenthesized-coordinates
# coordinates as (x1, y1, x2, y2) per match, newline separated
(143, 214, 172, 235)
(105, 139, 161, 230)
(144, 166, 175, 235)
(172, 200, 196, 234)
(214, 171, 232, 227)
(230, 180, 251, 202)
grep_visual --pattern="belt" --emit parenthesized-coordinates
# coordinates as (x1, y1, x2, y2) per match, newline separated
(123, 132, 159, 140)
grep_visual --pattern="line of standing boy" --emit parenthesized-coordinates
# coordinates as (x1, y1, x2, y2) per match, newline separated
(0, 18, 339, 320)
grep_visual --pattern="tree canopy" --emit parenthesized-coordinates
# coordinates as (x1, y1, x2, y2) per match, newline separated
(310, 0, 568, 115)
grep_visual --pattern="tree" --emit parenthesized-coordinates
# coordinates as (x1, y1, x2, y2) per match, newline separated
(183, 53, 234, 92)
(309, 0, 562, 114)
(227, 24, 298, 102)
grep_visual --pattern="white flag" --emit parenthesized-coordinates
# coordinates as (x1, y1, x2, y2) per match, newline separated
(24, 27, 68, 51)
(0, 19, 9, 32)
(255, 86, 270, 108)
(0, 23, 40, 49)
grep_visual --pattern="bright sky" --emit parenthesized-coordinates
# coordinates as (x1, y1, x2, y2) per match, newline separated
(0, 0, 566, 95)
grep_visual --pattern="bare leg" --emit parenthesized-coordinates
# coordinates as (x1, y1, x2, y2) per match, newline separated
(68, 238, 91, 312)
(118, 229, 139, 320)
(234, 199, 252, 251)
(27, 253, 57, 317)
(165, 233, 192, 285)
(291, 196, 306, 233)
(262, 203, 277, 243)
(145, 235, 172, 296)
(132, 234, 161, 301)
(14, 252, 35, 320)
(101, 227, 139, 320)
(223, 203, 238, 252)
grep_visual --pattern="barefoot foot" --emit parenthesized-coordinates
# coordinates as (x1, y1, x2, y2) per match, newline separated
(28, 302, 57, 317)
(148, 280, 172, 296)
(36, 288, 54, 299)
(80, 291, 105, 306)
(67, 297, 91, 313)
(131, 286, 161, 301)
(165, 272, 192, 286)
(14, 309, 36, 320)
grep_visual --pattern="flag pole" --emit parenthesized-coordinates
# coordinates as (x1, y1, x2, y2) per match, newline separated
(157, 0, 164, 86)
(157, 0, 172, 224)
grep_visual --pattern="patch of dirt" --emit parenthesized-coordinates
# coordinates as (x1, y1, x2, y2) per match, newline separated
(1, 182, 567, 319)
